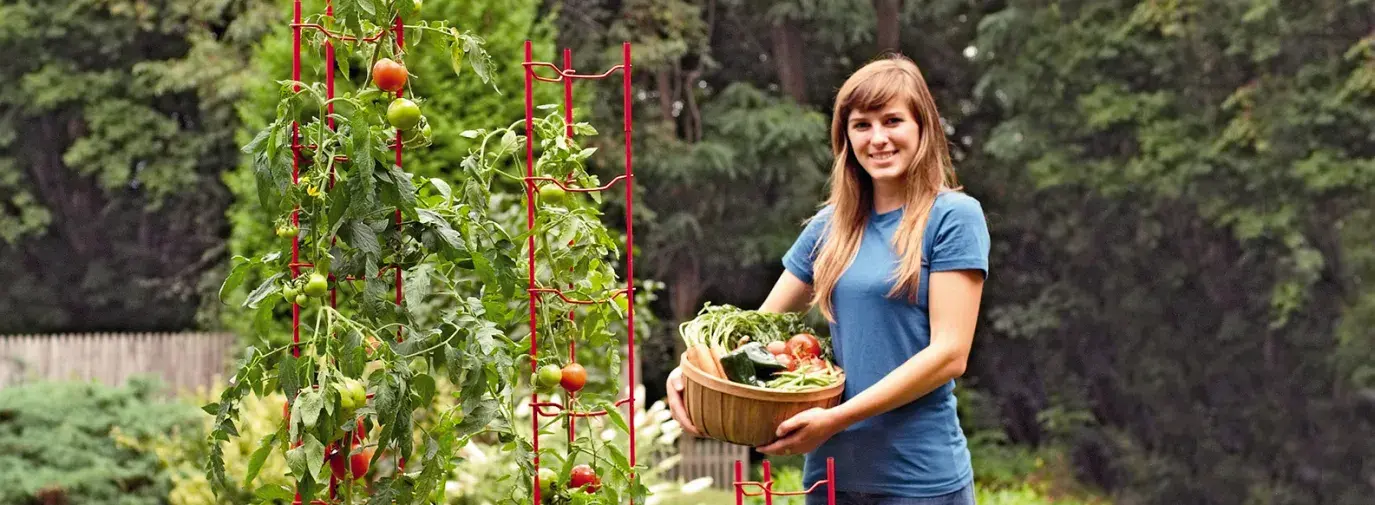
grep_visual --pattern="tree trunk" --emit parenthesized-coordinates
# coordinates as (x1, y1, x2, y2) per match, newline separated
(874, 0, 902, 54)
(769, 18, 808, 103)
(669, 255, 706, 355)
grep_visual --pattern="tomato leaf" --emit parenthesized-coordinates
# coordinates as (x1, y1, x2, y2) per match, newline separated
(428, 177, 452, 202)
(417, 209, 463, 253)
(279, 355, 301, 414)
(412, 372, 435, 405)
(252, 485, 294, 502)
(299, 389, 324, 429)
(218, 255, 255, 303)
(347, 218, 381, 259)
(334, 0, 363, 37)
(601, 401, 629, 435)
(605, 442, 629, 472)
(285, 443, 308, 478)
(355, 0, 376, 17)
(384, 164, 418, 219)
(455, 401, 498, 436)
(303, 434, 326, 480)
(349, 109, 375, 211)
(243, 272, 284, 309)
(364, 483, 398, 505)
(362, 276, 389, 320)
(243, 430, 278, 487)
(449, 40, 464, 78)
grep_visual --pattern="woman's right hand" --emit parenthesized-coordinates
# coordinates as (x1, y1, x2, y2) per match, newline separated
(665, 366, 701, 437)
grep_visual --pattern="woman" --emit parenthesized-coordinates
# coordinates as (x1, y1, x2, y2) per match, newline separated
(665, 54, 990, 505)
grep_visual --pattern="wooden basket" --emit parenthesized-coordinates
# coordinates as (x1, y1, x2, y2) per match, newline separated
(678, 353, 845, 447)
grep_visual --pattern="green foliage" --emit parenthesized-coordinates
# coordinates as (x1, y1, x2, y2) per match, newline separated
(0, 377, 200, 505)
(209, 0, 563, 341)
(0, 0, 276, 333)
(969, 0, 1375, 503)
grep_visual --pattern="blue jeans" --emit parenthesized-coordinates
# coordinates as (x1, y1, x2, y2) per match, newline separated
(804, 482, 976, 505)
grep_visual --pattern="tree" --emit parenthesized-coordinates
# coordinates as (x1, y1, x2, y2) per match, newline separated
(0, 0, 276, 333)
(969, 1, 1375, 502)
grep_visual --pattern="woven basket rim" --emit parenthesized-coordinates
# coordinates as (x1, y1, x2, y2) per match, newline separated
(679, 353, 845, 402)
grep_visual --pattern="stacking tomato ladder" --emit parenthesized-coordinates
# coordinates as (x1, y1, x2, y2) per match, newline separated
(734, 458, 837, 505)
(520, 40, 641, 504)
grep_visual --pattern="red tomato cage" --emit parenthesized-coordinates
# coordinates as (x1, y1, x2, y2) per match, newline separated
(522, 40, 641, 504)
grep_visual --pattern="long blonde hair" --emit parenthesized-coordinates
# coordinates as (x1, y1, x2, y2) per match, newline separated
(810, 54, 961, 322)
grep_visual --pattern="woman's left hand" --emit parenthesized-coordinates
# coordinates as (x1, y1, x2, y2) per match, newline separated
(756, 407, 846, 456)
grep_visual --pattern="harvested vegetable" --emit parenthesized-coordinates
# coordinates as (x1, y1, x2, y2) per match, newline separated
(718, 342, 787, 386)
(678, 304, 831, 360)
(679, 304, 840, 391)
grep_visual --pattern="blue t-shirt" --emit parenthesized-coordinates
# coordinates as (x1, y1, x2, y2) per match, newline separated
(781, 191, 991, 498)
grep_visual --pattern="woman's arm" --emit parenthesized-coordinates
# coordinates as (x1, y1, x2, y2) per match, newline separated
(758, 270, 814, 314)
(756, 268, 985, 455)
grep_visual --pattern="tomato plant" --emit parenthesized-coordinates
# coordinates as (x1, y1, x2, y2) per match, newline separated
(206, 4, 645, 504)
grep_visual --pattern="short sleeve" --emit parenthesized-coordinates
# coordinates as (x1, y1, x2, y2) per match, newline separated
(928, 194, 991, 278)
(782, 206, 832, 285)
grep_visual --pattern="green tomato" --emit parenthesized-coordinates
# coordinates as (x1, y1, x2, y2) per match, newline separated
(348, 380, 367, 406)
(276, 224, 298, 239)
(536, 364, 563, 390)
(538, 184, 567, 205)
(282, 286, 299, 302)
(295, 293, 309, 306)
(339, 384, 360, 410)
(537, 467, 557, 495)
(303, 272, 329, 297)
(387, 98, 422, 130)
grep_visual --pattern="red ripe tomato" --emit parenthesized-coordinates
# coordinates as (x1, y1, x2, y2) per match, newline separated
(372, 58, 408, 92)
(568, 464, 600, 493)
(560, 363, 587, 393)
(787, 333, 822, 359)
(328, 444, 348, 479)
(350, 447, 374, 478)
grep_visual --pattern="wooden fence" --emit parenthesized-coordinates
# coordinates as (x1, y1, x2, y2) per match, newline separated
(671, 435, 752, 489)
(0, 332, 236, 394)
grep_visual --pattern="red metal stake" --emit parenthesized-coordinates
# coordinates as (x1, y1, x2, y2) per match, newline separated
(523, 39, 542, 505)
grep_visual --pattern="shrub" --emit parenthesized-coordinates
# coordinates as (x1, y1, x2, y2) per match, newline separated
(0, 376, 199, 505)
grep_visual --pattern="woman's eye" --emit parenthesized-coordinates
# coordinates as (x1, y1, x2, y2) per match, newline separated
(886, 117, 902, 125)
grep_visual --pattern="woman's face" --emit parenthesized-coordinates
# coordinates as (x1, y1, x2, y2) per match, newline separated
(846, 101, 921, 184)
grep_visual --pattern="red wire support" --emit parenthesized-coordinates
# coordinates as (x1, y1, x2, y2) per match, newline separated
(525, 174, 631, 193)
(529, 397, 634, 418)
(525, 40, 635, 505)
(290, 23, 390, 43)
(528, 287, 630, 305)
(734, 459, 837, 505)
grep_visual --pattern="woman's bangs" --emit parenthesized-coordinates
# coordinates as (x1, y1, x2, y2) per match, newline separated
(844, 70, 918, 117)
